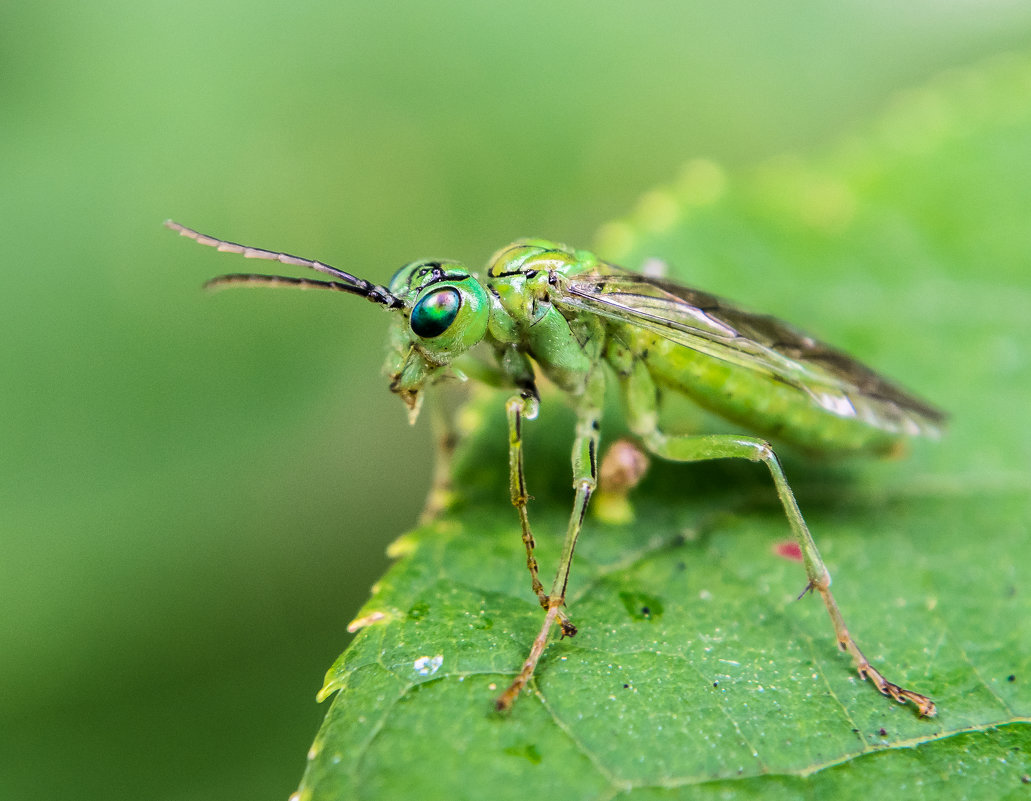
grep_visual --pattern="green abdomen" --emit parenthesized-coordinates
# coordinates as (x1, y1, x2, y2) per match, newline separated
(631, 330, 908, 456)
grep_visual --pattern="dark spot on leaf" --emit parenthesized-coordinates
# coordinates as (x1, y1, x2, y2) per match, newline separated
(503, 743, 542, 765)
(1007, 674, 1016, 682)
(619, 591, 664, 621)
(878, 728, 888, 737)
(408, 601, 430, 621)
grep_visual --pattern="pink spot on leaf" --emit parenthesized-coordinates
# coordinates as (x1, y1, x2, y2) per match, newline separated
(774, 541, 803, 562)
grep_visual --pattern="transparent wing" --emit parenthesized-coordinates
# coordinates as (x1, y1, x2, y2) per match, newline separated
(554, 270, 945, 433)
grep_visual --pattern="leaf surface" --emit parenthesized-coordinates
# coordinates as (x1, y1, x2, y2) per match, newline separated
(297, 53, 1031, 800)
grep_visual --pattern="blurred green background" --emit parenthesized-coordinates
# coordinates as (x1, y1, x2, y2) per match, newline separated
(3, 3, 1030, 799)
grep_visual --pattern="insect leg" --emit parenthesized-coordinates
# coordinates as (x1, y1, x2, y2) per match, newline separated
(496, 371, 605, 711)
(506, 393, 548, 608)
(419, 390, 461, 523)
(618, 363, 935, 717)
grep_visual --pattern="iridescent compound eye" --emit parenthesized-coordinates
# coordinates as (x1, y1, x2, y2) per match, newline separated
(410, 287, 461, 338)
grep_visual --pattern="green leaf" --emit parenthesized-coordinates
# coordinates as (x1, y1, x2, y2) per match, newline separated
(296, 53, 1031, 800)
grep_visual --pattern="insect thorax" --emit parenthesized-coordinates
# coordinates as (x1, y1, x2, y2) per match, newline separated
(481, 242, 607, 395)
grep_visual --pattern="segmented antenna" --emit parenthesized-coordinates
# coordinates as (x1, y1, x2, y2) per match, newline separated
(165, 220, 402, 308)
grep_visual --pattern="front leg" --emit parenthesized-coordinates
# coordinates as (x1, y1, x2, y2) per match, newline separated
(418, 390, 461, 523)
(506, 391, 548, 608)
(496, 370, 605, 711)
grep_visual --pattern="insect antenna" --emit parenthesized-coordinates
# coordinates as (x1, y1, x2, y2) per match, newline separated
(165, 220, 403, 308)
(203, 273, 384, 295)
